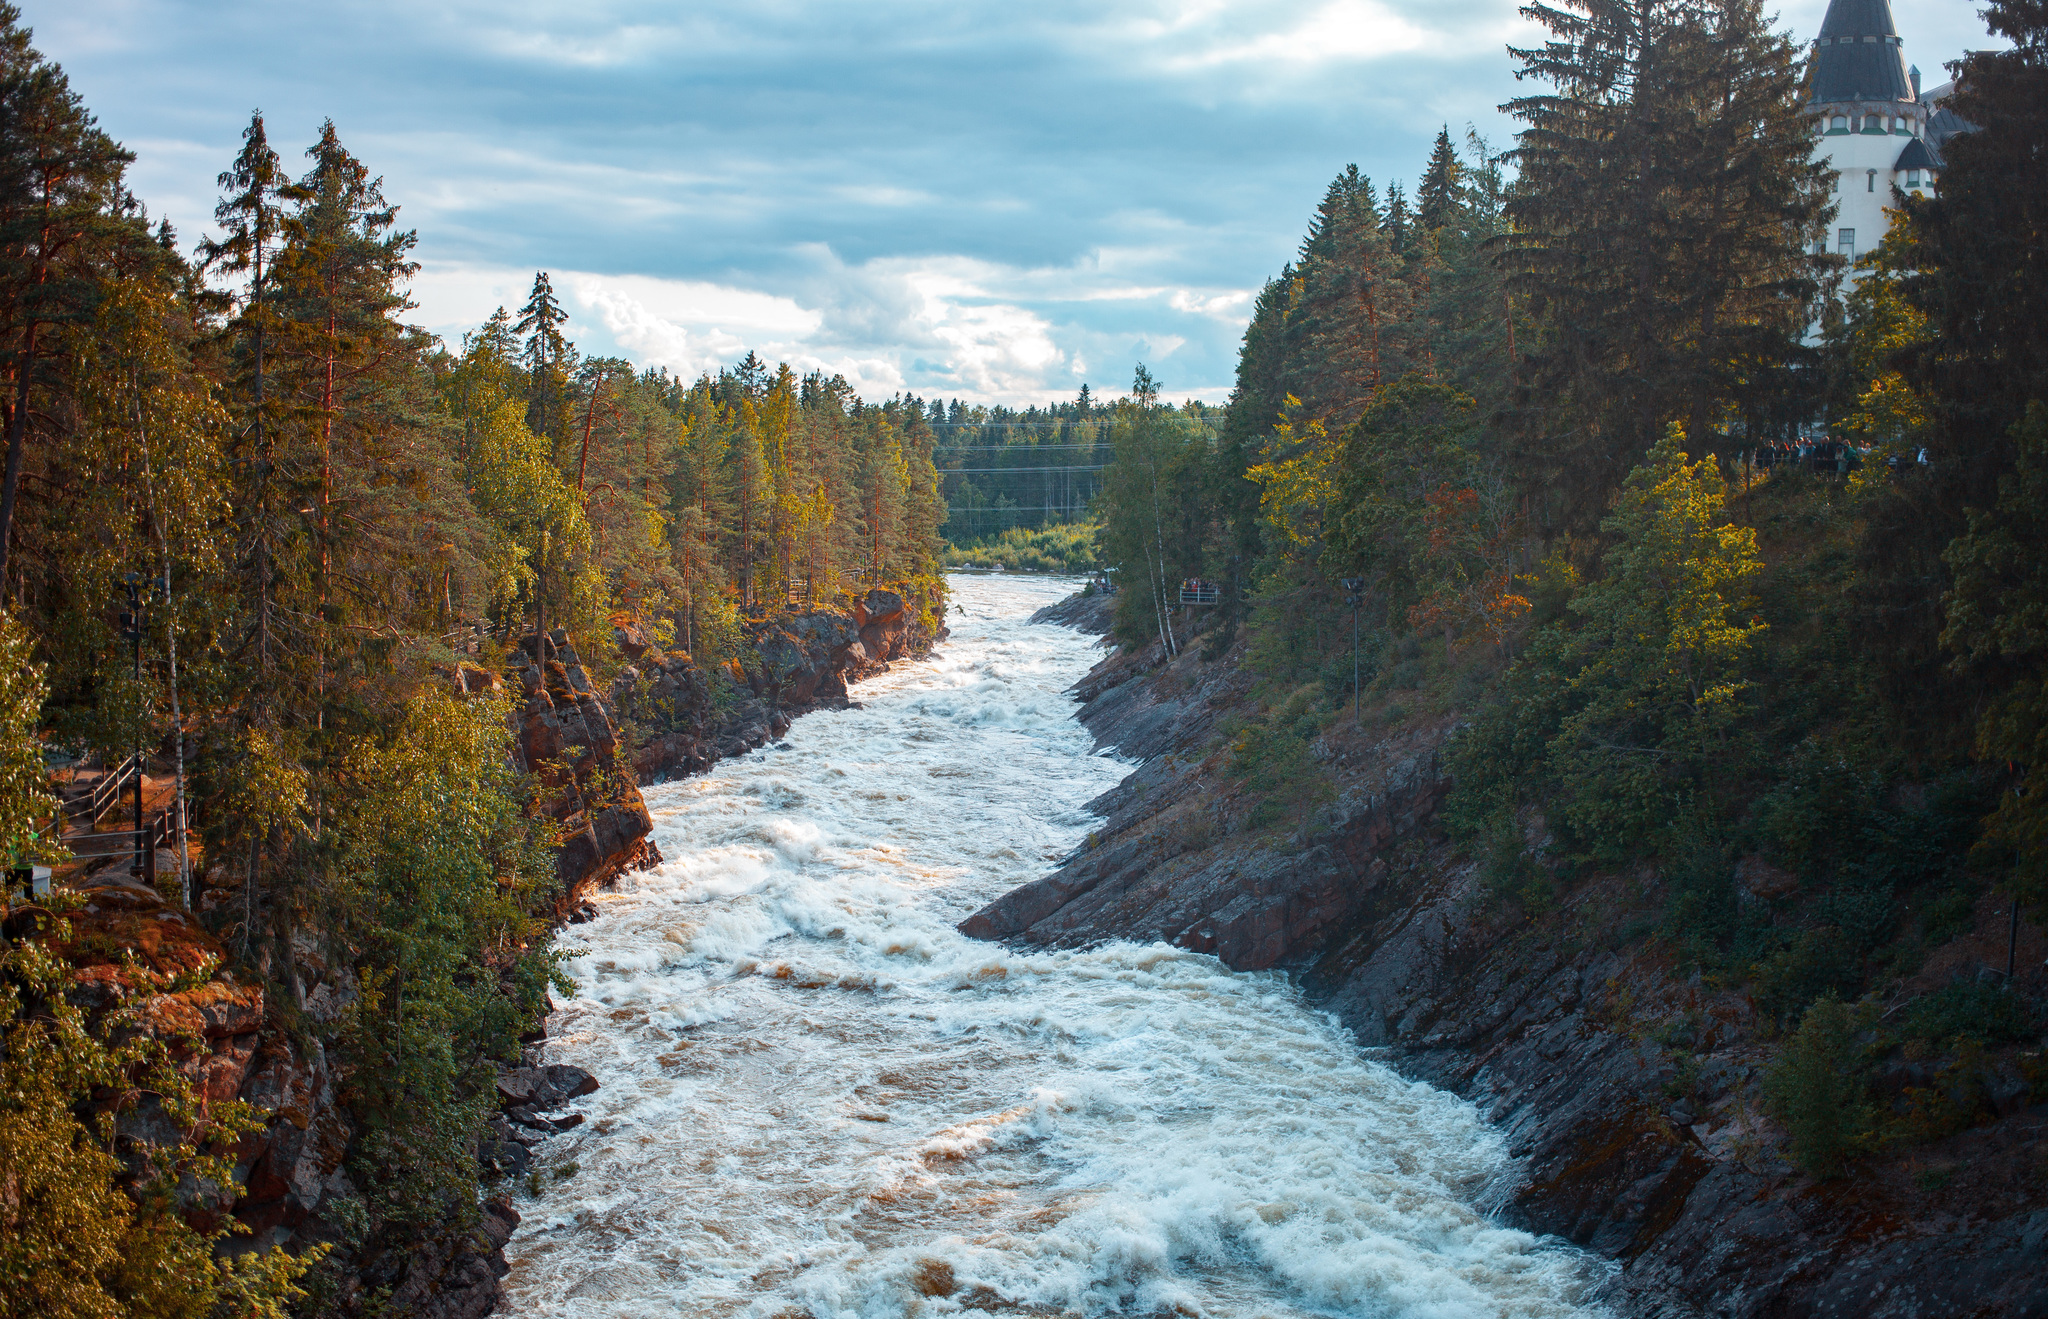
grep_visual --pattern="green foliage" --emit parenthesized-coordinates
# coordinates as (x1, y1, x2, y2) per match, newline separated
(1095, 377, 1224, 650)
(0, 939, 316, 1319)
(1474, 801, 1552, 910)
(1224, 687, 1334, 831)
(941, 522, 1098, 573)
(329, 689, 565, 1229)
(1943, 404, 2048, 921)
(1901, 983, 2041, 1049)
(1449, 427, 1766, 859)
(1763, 995, 1877, 1179)
(1503, 0, 1827, 521)
(0, 612, 61, 866)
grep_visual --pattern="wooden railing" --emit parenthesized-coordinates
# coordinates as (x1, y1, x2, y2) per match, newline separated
(61, 752, 141, 826)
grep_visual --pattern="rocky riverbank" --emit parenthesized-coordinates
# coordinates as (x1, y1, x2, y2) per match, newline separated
(29, 586, 948, 1319)
(609, 586, 945, 785)
(964, 592, 2048, 1318)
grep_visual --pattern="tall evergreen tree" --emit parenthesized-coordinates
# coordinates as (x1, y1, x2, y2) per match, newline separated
(1383, 180, 1412, 254)
(1905, 0, 2048, 504)
(198, 111, 291, 677)
(515, 270, 569, 442)
(1416, 127, 1465, 231)
(1502, 0, 1828, 525)
(0, 2, 139, 593)
(1286, 167, 1411, 424)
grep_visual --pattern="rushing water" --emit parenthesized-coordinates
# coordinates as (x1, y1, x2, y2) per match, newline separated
(503, 574, 1603, 1319)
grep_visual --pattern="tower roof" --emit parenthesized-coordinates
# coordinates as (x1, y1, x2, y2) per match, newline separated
(1894, 137, 1942, 171)
(1811, 0, 1914, 104)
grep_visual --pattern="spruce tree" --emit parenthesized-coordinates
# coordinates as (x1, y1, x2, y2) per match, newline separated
(1286, 168, 1411, 424)
(515, 270, 569, 443)
(1383, 181, 1411, 254)
(1416, 127, 1464, 231)
(1905, 0, 2048, 503)
(198, 111, 290, 676)
(1914, 0, 2048, 919)
(1502, 0, 1827, 524)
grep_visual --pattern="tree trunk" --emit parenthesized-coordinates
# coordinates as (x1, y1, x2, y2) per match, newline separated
(0, 331, 34, 594)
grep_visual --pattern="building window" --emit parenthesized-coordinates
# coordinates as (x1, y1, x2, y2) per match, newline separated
(1831, 115, 1847, 132)
(1906, 169, 1921, 186)
(1838, 228, 1856, 256)
(1867, 170, 1877, 192)
(1865, 113, 1881, 131)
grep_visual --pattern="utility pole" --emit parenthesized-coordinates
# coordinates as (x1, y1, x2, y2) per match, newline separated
(1341, 577, 1364, 724)
(2011, 893, 2021, 985)
(118, 572, 145, 882)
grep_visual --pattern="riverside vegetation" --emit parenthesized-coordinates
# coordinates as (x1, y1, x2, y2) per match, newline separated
(0, 3, 947, 1314)
(2, 0, 2045, 1312)
(1015, 0, 2048, 1297)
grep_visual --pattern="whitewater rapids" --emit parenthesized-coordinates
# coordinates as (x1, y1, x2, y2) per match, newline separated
(502, 574, 1604, 1319)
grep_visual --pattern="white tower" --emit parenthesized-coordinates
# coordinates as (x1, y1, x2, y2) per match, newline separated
(1807, 0, 1942, 268)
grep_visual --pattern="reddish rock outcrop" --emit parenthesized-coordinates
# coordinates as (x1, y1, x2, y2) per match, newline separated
(509, 631, 659, 915)
(32, 876, 515, 1319)
(611, 590, 947, 784)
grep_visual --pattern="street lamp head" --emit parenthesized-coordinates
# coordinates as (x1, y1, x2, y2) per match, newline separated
(1340, 577, 1363, 593)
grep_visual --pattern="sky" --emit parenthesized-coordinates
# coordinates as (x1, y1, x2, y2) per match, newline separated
(28, 0, 2004, 407)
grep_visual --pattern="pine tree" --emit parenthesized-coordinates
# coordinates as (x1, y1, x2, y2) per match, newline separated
(0, 2, 140, 592)
(274, 120, 421, 649)
(515, 270, 569, 444)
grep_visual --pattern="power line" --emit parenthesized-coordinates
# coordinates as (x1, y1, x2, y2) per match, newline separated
(942, 465, 1108, 474)
(932, 444, 1102, 451)
(942, 506, 1095, 513)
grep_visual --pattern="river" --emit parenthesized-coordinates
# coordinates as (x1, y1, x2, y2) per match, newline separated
(502, 573, 1604, 1319)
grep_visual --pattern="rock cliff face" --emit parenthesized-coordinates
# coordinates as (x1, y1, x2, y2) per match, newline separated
(611, 587, 946, 783)
(963, 594, 2048, 1319)
(29, 872, 529, 1319)
(509, 631, 660, 917)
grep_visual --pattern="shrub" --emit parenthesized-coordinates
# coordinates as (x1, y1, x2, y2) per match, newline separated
(1227, 688, 1334, 831)
(1764, 995, 1876, 1178)
(0, 939, 315, 1317)
(1902, 982, 2040, 1048)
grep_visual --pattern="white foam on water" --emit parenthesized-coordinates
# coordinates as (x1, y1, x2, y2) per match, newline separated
(503, 574, 1606, 1319)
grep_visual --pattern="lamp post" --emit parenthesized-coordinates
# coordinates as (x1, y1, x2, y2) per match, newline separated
(117, 572, 145, 880)
(1340, 577, 1363, 725)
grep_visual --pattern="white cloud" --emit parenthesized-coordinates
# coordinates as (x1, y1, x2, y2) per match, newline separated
(402, 250, 1252, 405)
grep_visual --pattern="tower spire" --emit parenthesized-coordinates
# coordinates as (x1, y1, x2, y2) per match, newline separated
(1811, 0, 1913, 105)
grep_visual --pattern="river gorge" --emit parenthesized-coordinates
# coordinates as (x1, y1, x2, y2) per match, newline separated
(501, 575, 1603, 1319)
